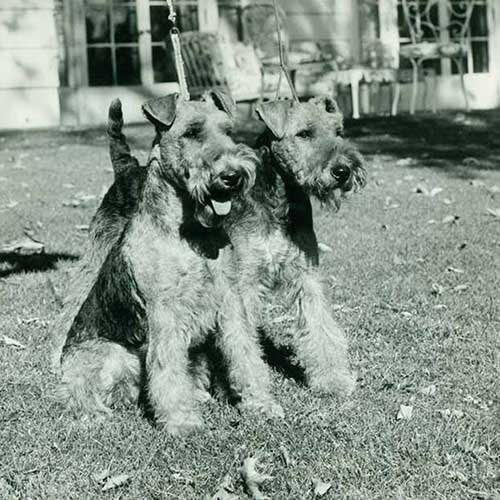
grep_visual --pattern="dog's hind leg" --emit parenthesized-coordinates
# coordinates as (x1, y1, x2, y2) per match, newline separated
(58, 338, 141, 418)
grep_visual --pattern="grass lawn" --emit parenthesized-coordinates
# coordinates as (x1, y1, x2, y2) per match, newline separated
(0, 110, 499, 499)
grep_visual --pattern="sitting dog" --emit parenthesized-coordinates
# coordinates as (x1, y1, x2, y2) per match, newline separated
(249, 96, 366, 394)
(55, 92, 285, 435)
(54, 93, 365, 432)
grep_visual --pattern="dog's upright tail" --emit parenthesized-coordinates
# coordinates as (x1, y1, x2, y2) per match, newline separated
(108, 99, 140, 178)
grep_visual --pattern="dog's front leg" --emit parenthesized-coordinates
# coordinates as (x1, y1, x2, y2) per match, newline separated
(146, 303, 203, 435)
(292, 269, 356, 397)
(218, 286, 284, 418)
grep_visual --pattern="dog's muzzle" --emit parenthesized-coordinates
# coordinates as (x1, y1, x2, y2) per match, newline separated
(195, 169, 247, 228)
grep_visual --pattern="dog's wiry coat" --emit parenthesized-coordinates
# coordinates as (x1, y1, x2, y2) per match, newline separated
(242, 96, 366, 395)
(55, 93, 284, 434)
(54, 93, 366, 432)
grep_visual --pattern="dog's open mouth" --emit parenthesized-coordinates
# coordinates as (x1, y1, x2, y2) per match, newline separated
(196, 195, 233, 228)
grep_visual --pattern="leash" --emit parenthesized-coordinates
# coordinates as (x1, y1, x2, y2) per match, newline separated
(272, 0, 298, 102)
(166, 0, 190, 101)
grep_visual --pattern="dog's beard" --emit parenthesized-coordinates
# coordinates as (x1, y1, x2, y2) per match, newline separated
(192, 146, 258, 228)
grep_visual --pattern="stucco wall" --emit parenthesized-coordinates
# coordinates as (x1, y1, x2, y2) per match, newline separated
(0, 0, 60, 129)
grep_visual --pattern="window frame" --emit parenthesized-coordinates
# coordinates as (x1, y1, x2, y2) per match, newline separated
(66, 0, 209, 88)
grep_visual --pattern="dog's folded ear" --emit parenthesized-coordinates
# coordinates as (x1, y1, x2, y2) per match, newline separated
(310, 95, 344, 134)
(255, 100, 293, 139)
(311, 95, 341, 114)
(142, 93, 179, 129)
(206, 89, 236, 117)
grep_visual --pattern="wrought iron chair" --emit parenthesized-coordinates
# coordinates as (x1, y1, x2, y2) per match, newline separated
(397, 0, 475, 114)
(240, 3, 333, 99)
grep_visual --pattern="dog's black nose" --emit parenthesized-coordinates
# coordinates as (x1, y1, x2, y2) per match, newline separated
(220, 172, 240, 188)
(332, 164, 351, 185)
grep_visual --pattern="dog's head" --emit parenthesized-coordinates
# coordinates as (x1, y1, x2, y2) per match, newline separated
(142, 90, 257, 228)
(256, 96, 366, 203)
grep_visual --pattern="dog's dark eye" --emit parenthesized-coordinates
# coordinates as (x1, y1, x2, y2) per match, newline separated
(182, 126, 203, 140)
(296, 128, 313, 139)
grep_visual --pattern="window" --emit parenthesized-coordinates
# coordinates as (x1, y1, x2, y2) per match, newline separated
(397, 0, 489, 75)
(85, 0, 141, 85)
(83, 0, 199, 86)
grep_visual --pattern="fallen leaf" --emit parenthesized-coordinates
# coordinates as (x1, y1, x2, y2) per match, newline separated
(420, 384, 437, 396)
(211, 475, 238, 500)
(0, 478, 15, 496)
(62, 193, 97, 208)
(443, 198, 453, 205)
(438, 409, 464, 418)
(0, 235, 44, 256)
(75, 224, 90, 231)
(447, 266, 464, 274)
(414, 185, 443, 197)
(62, 183, 75, 189)
(313, 479, 332, 497)
(0, 200, 19, 210)
(384, 196, 400, 210)
(62, 199, 82, 208)
(433, 304, 447, 311)
(21, 317, 40, 325)
(485, 208, 500, 219)
(396, 158, 415, 167)
(77, 193, 97, 202)
(1, 335, 26, 349)
(397, 404, 413, 420)
(464, 158, 481, 168)
(442, 215, 460, 224)
(101, 473, 130, 492)
(453, 284, 469, 292)
(92, 468, 110, 483)
(470, 179, 484, 187)
(392, 254, 404, 266)
(279, 446, 291, 467)
(240, 456, 273, 500)
(318, 242, 333, 253)
(448, 470, 468, 483)
(431, 283, 445, 296)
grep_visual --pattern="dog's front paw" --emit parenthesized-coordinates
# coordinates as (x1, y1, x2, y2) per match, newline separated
(309, 370, 356, 397)
(239, 398, 285, 419)
(157, 410, 204, 436)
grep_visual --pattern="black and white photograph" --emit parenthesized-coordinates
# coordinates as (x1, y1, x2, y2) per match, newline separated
(0, 0, 498, 498)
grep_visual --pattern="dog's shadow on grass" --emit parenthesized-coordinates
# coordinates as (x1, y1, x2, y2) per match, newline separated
(0, 252, 79, 278)
(259, 331, 307, 385)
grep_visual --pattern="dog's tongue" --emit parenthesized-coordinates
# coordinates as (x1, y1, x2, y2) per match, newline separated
(211, 199, 232, 216)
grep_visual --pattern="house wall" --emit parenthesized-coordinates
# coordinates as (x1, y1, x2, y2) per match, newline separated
(283, 0, 360, 62)
(0, 0, 60, 129)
